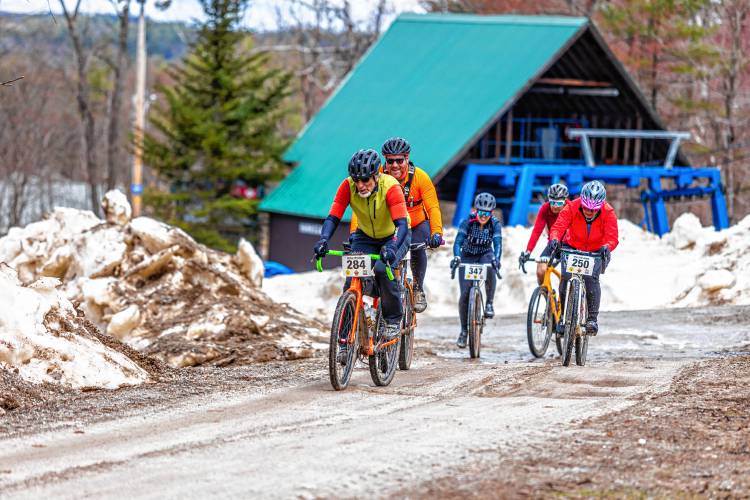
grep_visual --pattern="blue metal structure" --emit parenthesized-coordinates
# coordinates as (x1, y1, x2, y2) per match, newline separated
(474, 117, 590, 163)
(453, 163, 729, 235)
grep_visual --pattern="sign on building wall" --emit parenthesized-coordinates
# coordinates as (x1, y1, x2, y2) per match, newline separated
(298, 222, 323, 236)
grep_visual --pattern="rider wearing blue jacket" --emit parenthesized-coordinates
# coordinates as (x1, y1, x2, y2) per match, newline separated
(450, 192, 502, 348)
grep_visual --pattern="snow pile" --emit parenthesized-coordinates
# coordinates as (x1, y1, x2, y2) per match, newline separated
(0, 190, 326, 368)
(264, 213, 750, 321)
(0, 263, 148, 389)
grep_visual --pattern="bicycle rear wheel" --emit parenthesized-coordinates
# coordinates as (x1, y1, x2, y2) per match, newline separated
(398, 281, 415, 370)
(329, 291, 359, 390)
(526, 287, 552, 358)
(561, 280, 580, 367)
(575, 336, 589, 366)
(468, 287, 483, 359)
(369, 305, 400, 386)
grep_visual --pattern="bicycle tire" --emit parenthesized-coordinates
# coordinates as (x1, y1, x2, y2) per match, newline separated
(398, 282, 415, 370)
(468, 287, 483, 359)
(526, 287, 552, 358)
(329, 291, 359, 390)
(575, 284, 589, 366)
(369, 305, 400, 386)
(561, 280, 579, 367)
(575, 336, 589, 366)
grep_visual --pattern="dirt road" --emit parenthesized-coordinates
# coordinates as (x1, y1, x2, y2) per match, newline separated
(1, 306, 748, 498)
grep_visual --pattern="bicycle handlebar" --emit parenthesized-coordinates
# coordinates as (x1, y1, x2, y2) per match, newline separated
(451, 263, 501, 281)
(315, 250, 394, 280)
(521, 255, 560, 274)
(560, 247, 607, 273)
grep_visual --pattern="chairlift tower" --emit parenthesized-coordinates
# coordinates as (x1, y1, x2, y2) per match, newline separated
(453, 129, 729, 236)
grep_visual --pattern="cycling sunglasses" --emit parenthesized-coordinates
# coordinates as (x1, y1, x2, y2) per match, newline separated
(549, 199, 566, 207)
(476, 210, 492, 217)
(352, 175, 375, 182)
(386, 157, 406, 165)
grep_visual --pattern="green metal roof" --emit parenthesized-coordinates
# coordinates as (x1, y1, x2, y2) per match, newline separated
(260, 13, 588, 219)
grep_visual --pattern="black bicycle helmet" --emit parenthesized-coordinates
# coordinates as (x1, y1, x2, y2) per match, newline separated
(348, 149, 381, 181)
(547, 183, 569, 200)
(381, 137, 411, 156)
(474, 192, 496, 211)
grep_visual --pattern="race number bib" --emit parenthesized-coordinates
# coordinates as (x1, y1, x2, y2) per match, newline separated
(463, 264, 486, 281)
(566, 255, 595, 276)
(342, 255, 372, 278)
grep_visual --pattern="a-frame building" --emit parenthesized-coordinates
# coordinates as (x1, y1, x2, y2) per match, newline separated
(260, 13, 727, 271)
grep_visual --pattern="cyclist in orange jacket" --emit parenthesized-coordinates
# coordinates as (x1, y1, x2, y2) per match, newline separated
(351, 137, 443, 313)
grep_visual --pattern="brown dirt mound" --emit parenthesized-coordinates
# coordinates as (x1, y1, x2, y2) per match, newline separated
(408, 353, 750, 498)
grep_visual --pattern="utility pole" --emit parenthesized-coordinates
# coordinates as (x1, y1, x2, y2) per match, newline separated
(131, 0, 147, 217)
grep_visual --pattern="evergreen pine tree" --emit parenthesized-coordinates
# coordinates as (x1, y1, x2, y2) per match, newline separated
(143, 0, 291, 252)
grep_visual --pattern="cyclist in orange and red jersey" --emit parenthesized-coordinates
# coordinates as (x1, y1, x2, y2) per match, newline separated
(351, 137, 443, 313)
(313, 149, 410, 341)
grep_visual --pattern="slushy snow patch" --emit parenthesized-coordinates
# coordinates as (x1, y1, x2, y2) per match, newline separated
(0, 190, 323, 368)
(0, 264, 148, 389)
(264, 213, 750, 321)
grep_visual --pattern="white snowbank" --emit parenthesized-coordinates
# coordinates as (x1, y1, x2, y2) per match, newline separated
(264, 214, 750, 321)
(0, 264, 148, 389)
(0, 190, 319, 368)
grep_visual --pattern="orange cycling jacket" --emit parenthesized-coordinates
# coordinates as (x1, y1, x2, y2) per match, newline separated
(351, 163, 443, 235)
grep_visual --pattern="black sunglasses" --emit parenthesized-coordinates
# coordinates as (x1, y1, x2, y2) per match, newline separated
(386, 157, 406, 165)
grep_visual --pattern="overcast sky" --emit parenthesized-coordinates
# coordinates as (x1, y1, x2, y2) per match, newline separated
(1, 0, 426, 30)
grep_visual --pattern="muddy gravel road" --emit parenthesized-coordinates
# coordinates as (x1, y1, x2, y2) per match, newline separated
(1, 306, 749, 499)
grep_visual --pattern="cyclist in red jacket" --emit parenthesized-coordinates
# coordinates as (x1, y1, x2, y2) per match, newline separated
(543, 181, 619, 336)
(518, 183, 569, 285)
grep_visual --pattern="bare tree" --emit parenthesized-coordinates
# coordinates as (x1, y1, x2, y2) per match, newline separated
(59, 0, 101, 214)
(267, 0, 391, 121)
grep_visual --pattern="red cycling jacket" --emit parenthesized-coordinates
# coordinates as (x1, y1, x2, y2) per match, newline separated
(525, 200, 569, 252)
(548, 198, 619, 252)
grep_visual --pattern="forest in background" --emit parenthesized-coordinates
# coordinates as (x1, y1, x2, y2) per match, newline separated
(0, 0, 747, 235)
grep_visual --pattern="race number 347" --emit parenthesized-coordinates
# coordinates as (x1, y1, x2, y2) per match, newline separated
(566, 255, 595, 276)
(464, 265, 486, 281)
(342, 255, 372, 277)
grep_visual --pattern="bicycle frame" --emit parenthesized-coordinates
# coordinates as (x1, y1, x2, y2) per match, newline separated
(523, 256, 562, 322)
(560, 248, 601, 337)
(317, 250, 397, 356)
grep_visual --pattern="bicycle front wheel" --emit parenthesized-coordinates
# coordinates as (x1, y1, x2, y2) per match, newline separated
(369, 305, 400, 386)
(468, 287, 483, 359)
(561, 280, 580, 367)
(575, 285, 589, 366)
(527, 287, 552, 358)
(329, 291, 359, 390)
(398, 281, 415, 370)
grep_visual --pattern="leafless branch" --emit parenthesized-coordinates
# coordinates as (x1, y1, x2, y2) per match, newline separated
(1, 76, 25, 86)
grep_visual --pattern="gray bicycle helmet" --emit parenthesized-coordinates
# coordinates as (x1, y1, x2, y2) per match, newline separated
(580, 180, 607, 210)
(348, 149, 381, 181)
(547, 183, 569, 200)
(474, 192, 496, 211)
(381, 137, 411, 156)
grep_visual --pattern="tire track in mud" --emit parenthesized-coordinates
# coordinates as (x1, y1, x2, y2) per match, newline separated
(4, 307, 744, 499)
(0, 359, 682, 499)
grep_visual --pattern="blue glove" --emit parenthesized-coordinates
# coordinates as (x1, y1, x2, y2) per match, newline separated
(518, 251, 530, 269)
(313, 239, 328, 259)
(598, 245, 611, 268)
(544, 239, 560, 257)
(428, 233, 443, 249)
(380, 245, 397, 266)
(450, 256, 461, 271)
(492, 257, 501, 270)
